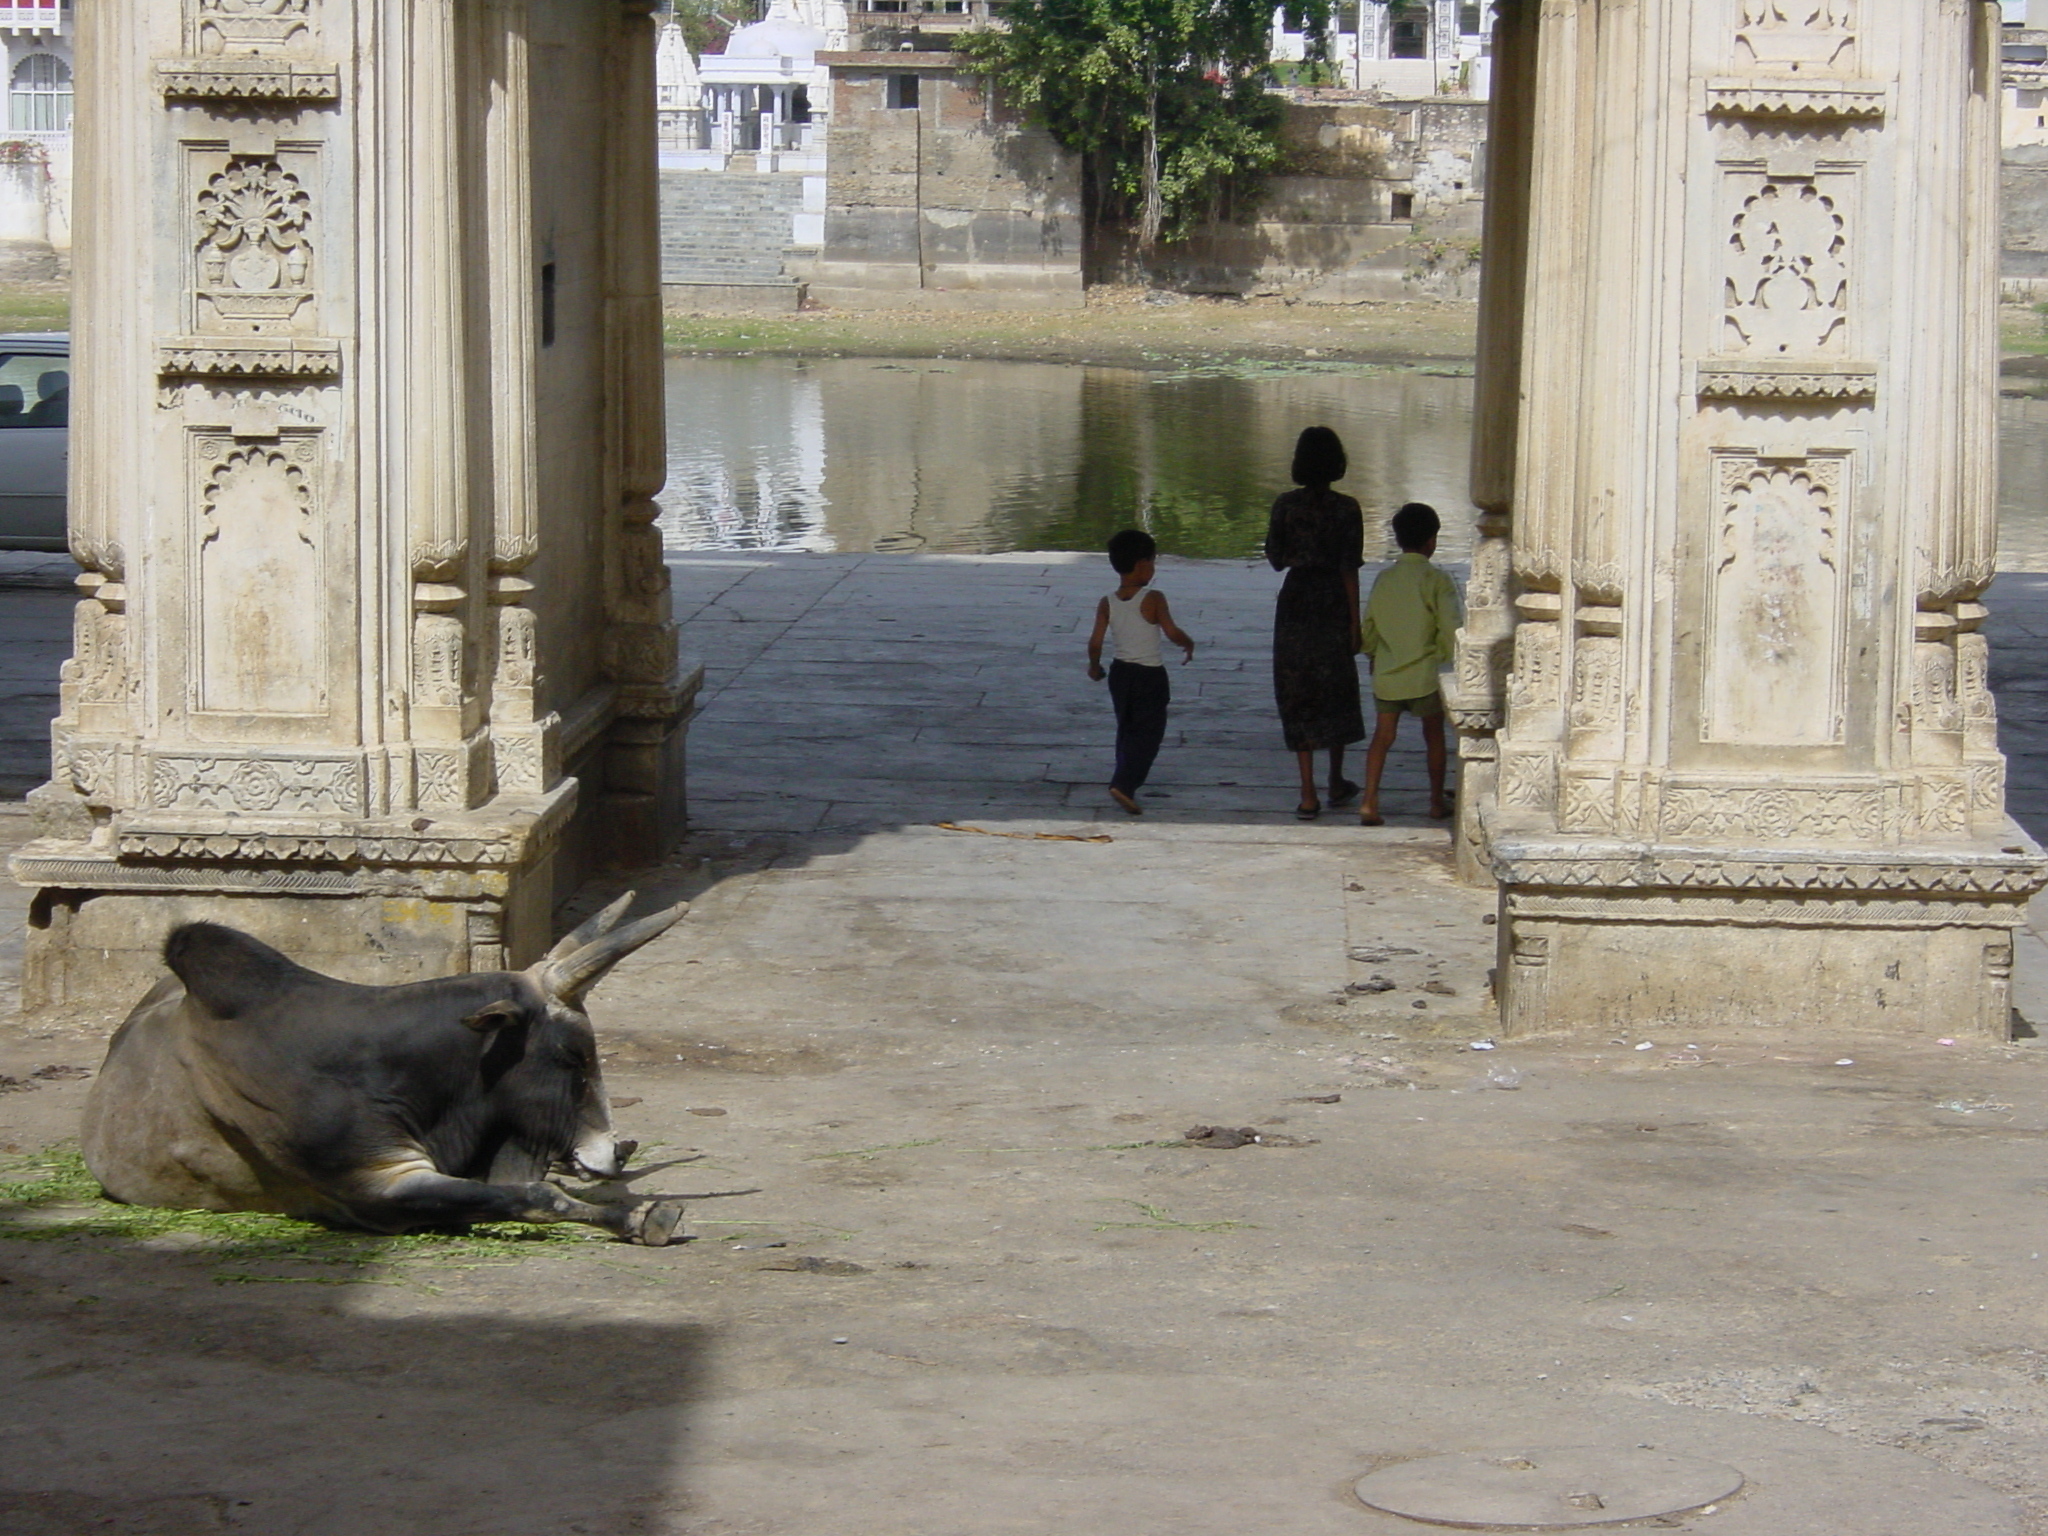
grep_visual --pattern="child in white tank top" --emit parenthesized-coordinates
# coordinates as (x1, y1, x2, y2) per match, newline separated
(1085, 530, 1196, 815)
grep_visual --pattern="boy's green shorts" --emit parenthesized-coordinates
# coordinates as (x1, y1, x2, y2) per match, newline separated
(1373, 691, 1444, 718)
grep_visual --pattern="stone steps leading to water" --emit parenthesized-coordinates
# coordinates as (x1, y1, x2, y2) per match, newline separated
(659, 171, 805, 286)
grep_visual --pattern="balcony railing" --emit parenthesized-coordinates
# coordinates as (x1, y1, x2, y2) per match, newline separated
(854, 0, 988, 17)
(0, 2, 69, 35)
(660, 112, 820, 159)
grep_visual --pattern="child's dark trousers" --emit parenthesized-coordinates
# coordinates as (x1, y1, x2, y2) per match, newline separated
(1108, 659, 1170, 795)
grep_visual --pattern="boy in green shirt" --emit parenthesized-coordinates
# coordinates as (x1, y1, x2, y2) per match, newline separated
(1358, 502, 1462, 826)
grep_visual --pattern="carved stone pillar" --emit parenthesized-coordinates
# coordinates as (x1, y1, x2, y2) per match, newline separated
(1432, 0, 1459, 65)
(1447, 0, 1536, 883)
(12, 0, 699, 1017)
(1472, 0, 2047, 1037)
(1358, 0, 1390, 64)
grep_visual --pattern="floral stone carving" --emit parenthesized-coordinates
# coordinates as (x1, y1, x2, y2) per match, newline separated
(1724, 179, 1848, 357)
(194, 0, 314, 59)
(197, 158, 313, 333)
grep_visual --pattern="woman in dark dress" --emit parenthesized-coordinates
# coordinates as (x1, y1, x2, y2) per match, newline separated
(1265, 426, 1365, 819)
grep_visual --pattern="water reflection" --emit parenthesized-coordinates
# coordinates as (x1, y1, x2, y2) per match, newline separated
(660, 357, 2048, 571)
(659, 357, 1481, 563)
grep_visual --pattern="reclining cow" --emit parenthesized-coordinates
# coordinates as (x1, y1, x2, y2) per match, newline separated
(81, 895, 692, 1246)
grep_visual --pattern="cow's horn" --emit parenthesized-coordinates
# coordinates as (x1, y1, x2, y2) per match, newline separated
(543, 893, 636, 965)
(540, 899, 691, 1005)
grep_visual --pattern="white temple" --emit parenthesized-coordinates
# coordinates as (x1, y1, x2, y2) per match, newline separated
(663, 0, 845, 172)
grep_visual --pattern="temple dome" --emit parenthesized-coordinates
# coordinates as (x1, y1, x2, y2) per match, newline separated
(724, 0, 828, 60)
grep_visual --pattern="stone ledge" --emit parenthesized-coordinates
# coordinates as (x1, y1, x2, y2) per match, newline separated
(1703, 78, 1887, 120)
(157, 338, 343, 380)
(1490, 827, 2048, 901)
(156, 60, 342, 102)
(10, 782, 579, 888)
(1695, 360, 1878, 401)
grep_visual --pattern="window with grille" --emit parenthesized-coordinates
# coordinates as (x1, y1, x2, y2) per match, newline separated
(9, 53, 71, 133)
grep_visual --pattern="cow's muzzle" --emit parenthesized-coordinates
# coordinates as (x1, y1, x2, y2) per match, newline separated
(569, 1138, 636, 1181)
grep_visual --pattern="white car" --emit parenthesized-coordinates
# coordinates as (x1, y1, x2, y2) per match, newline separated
(0, 332, 69, 553)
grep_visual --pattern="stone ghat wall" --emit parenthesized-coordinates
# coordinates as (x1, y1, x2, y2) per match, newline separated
(658, 169, 810, 294)
(1091, 96, 1488, 303)
(809, 56, 1083, 310)
(2006, 143, 2048, 298)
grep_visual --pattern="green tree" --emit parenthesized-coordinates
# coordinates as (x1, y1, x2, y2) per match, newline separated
(960, 0, 1332, 250)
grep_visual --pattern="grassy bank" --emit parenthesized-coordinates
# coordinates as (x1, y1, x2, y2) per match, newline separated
(664, 285, 1480, 369)
(7, 278, 2044, 370)
(0, 280, 66, 336)
(668, 290, 2048, 371)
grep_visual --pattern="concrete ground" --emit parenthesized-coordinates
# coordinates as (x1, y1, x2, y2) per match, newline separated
(5, 552, 2048, 1533)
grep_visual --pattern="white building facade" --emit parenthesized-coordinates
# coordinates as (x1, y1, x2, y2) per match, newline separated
(0, 0, 72, 257)
(1273, 0, 1494, 100)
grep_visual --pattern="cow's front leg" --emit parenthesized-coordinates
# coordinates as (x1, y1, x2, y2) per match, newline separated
(342, 1166, 686, 1245)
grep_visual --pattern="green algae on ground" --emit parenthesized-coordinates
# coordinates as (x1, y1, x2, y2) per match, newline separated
(0, 1144, 605, 1282)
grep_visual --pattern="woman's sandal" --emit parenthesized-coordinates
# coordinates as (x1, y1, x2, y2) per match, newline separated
(1295, 802, 1322, 821)
(1326, 779, 1360, 807)
(1358, 812, 1385, 827)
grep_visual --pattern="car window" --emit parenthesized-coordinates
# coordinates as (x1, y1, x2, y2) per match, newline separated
(0, 352, 67, 428)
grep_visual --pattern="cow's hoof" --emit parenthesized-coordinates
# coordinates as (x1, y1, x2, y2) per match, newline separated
(636, 1200, 686, 1247)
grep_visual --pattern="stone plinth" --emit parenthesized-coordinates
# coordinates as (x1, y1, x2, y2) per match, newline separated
(12, 0, 697, 1018)
(1490, 837, 2038, 1039)
(1460, 0, 2048, 1036)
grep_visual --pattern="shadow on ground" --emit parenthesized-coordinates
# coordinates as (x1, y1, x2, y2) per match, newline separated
(0, 1235, 710, 1535)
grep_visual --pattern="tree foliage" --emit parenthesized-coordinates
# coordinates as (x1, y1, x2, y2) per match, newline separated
(960, 0, 1331, 249)
(660, 0, 738, 60)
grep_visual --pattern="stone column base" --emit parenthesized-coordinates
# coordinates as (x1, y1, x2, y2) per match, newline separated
(1490, 827, 2048, 1039)
(8, 783, 575, 1022)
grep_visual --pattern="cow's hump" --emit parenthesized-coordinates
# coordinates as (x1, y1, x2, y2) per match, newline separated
(164, 923, 326, 1020)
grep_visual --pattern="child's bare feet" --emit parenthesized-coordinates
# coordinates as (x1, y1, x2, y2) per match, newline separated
(1109, 786, 1143, 815)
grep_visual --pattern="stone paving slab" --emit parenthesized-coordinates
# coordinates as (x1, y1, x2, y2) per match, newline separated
(11, 550, 2048, 1531)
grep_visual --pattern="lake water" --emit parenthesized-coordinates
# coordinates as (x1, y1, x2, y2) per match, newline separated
(659, 356, 2048, 570)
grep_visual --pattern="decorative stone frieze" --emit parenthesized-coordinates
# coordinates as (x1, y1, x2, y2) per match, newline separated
(14, 2, 700, 1018)
(1694, 361, 1877, 399)
(1491, 840, 2048, 899)
(157, 61, 341, 102)
(145, 751, 364, 816)
(1704, 80, 1886, 119)
(157, 339, 342, 378)
(1464, 0, 2038, 1040)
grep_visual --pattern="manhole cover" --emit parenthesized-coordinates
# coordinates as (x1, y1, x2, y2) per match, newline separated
(1354, 1446, 1743, 1529)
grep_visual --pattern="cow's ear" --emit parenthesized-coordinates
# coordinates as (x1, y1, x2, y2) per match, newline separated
(461, 1000, 527, 1033)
